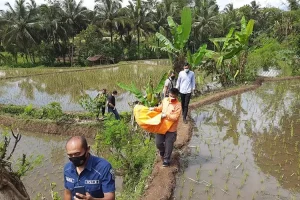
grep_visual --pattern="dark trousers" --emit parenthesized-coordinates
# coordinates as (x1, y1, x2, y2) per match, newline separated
(97, 106, 105, 118)
(155, 131, 177, 163)
(180, 93, 191, 120)
(108, 107, 120, 120)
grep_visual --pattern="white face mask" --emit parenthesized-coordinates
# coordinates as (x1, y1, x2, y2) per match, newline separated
(184, 69, 189, 73)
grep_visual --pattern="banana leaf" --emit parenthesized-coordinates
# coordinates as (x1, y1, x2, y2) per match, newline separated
(193, 44, 208, 66)
(180, 7, 192, 49)
(154, 72, 168, 94)
(245, 19, 255, 38)
(117, 82, 147, 105)
(155, 32, 179, 53)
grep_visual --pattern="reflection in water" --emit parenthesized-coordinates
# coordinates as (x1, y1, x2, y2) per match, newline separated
(174, 80, 300, 200)
(0, 63, 170, 112)
(2, 130, 122, 199)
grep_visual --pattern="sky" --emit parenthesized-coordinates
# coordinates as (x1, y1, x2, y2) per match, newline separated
(0, 0, 288, 11)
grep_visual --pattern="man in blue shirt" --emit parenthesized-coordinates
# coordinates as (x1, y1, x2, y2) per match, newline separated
(64, 136, 115, 200)
(176, 62, 195, 124)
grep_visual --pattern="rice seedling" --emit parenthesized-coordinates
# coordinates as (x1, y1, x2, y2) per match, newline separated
(237, 189, 241, 198)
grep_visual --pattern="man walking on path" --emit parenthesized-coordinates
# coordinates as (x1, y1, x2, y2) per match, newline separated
(176, 62, 195, 124)
(150, 88, 182, 167)
(95, 88, 108, 119)
(107, 90, 120, 120)
(162, 71, 176, 98)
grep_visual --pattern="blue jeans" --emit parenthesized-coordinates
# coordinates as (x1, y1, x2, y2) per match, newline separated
(108, 107, 120, 120)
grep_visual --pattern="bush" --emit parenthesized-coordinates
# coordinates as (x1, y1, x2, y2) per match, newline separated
(0, 105, 25, 115)
(94, 115, 156, 198)
(41, 102, 63, 120)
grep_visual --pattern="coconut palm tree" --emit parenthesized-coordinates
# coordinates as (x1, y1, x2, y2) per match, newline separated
(126, 0, 154, 58)
(0, 0, 40, 63)
(224, 3, 237, 23)
(95, 0, 124, 45)
(39, 3, 67, 58)
(193, 0, 219, 47)
(61, 0, 89, 66)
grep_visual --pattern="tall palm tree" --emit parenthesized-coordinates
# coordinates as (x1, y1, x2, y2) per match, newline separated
(224, 3, 237, 23)
(193, 0, 219, 47)
(217, 13, 235, 37)
(61, 0, 89, 66)
(126, 0, 154, 58)
(95, 0, 124, 46)
(39, 3, 67, 56)
(287, 0, 300, 10)
(0, 0, 40, 63)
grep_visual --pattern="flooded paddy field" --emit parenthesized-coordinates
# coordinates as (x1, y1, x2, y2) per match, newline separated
(3, 129, 122, 199)
(174, 80, 300, 200)
(0, 63, 170, 112)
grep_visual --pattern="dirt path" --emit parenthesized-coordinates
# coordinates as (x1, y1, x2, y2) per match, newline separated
(141, 76, 300, 200)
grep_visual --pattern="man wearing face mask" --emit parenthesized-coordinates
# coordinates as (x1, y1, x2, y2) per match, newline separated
(176, 62, 195, 124)
(162, 71, 176, 98)
(150, 88, 182, 167)
(64, 136, 115, 200)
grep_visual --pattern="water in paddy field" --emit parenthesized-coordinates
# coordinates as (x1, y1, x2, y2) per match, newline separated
(1, 129, 122, 199)
(0, 62, 170, 112)
(174, 80, 300, 200)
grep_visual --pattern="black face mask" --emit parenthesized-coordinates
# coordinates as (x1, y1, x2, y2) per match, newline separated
(69, 152, 88, 167)
(171, 76, 175, 80)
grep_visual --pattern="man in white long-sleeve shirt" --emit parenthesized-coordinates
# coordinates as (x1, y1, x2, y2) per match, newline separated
(176, 62, 195, 124)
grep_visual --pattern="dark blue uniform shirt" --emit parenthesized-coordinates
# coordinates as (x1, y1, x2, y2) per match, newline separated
(64, 154, 115, 199)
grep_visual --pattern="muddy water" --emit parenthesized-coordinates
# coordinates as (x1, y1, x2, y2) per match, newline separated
(0, 63, 170, 112)
(3, 130, 122, 199)
(174, 80, 300, 200)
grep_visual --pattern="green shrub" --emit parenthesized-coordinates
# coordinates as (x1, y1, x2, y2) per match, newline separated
(23, 104, 34, 116)
(0, 105, 25, 115)
(94, 115, 156, 198)
(41, 102, 63, 120)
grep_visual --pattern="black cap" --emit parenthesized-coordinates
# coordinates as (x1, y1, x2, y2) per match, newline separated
(184, 62, 190, 66)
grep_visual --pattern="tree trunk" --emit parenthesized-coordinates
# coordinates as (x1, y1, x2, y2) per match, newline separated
(71, 37, 74, 67)
(173, 53, 186, 74)
(137, 27, 140, 59)
(0, 167, 30, 200)
(110, 26, 113, 46)
(25, 53, 29, 63)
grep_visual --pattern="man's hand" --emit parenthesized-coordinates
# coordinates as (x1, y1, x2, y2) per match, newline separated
(74, 192, 94, 200)
(113, 107, 116, 110)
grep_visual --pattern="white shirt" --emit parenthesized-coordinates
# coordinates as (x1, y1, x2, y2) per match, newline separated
(176, 70, 195, 94)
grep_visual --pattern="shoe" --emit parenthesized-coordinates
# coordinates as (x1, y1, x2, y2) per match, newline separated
(183, 119, 188, 124)
(162, 161, 170, 167)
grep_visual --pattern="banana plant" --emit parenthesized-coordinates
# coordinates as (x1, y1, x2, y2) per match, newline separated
(152, 7, 209, 73)
(117, 72, 167, 107)
(209, 16, 254, 86)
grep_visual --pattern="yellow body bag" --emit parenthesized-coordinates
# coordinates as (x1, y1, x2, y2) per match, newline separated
(133, 104, 174, 134)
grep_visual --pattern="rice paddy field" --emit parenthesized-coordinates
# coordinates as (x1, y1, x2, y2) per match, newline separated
(0, 61, 171, 112)
(174, 80, 300, 200)
(3, 129, 123, 199)
(0, 60, 170, 198)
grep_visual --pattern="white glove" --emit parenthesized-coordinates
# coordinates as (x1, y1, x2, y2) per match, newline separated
(161, 113, 166, 118)
(149, 107, 154, 111)
(113, 107, 116, 110)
